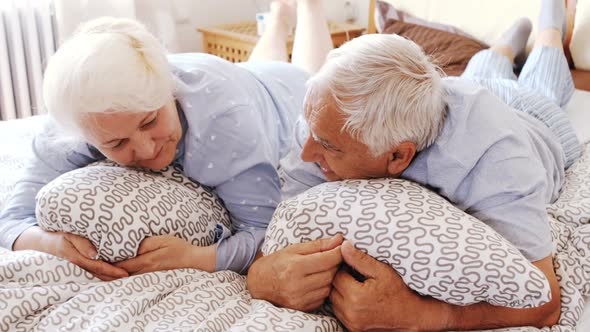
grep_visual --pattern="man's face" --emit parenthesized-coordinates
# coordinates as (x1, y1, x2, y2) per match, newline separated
(82, 99, 183, 170)
(301, 92, 391, 182)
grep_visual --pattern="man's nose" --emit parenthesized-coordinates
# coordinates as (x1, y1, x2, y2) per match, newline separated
(301, 135, 322, 163)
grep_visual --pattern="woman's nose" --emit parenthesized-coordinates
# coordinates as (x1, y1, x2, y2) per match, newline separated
(133, 137, 157, 160)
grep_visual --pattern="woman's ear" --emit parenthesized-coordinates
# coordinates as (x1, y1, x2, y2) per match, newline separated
(386, 141, 416, 177)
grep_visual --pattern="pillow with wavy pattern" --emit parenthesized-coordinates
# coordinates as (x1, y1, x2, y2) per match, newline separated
(35, 161, 230, 263)
(262, 178, 551, 308)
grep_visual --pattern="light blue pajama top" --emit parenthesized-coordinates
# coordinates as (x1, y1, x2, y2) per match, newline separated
(0, 53, 309, 274)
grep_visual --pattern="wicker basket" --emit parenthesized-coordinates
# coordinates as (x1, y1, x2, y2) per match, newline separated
(197, 21, 365, 63)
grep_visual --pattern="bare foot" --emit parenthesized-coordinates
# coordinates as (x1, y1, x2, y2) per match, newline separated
(268, 0, 297, 34)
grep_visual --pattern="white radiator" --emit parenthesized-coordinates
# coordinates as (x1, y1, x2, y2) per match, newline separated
(0, 0, 56, 121)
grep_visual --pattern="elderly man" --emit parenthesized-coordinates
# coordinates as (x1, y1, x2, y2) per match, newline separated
(247, 0, 581, 330)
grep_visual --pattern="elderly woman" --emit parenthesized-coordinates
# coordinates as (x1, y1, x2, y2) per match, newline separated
(0, 0, 329, 280)
(247, 0, 580, 330)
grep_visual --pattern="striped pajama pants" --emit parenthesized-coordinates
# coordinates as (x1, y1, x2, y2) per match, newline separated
(461, 47, 582, 168)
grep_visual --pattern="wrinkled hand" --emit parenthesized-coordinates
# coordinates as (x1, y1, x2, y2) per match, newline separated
(247, 234, 344, 312)
(115, 235, 217, 275)
(13, 226, 128, 281)
(330, 241, 423, 332)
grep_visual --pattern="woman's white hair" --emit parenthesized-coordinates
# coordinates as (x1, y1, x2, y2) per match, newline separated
(307, 34, 447, 156)
(42, 17, 174, 136)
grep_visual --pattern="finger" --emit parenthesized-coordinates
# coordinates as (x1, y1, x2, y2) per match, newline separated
(302, 299, 326, 313)
(137, 237, 164, 255)
(329, 287, 346, 316)
(62, 236, 128, 278)
(301, 287, 332, 312)
(303, 285, 331, 304)
(74, 257, 129, 278)
(93, 274, 119, 282)
(332, 268, 360, 297)
(300, 245, 343, 275)
(130, 267, 156, 276)
(64, 233, 98, 259)
(330, 302, 353, 332)
(299, 267, 338, 292)
(341, 240, 380, 279)
(287, 234, 344, 255)
(294, 286, 331, 313)
(329, 286, 357, 331)
(127, 262, 165, 276)
(115, 253, 155, 274)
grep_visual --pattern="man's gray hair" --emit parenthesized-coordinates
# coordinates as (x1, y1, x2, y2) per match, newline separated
(307, 34, 447, 156)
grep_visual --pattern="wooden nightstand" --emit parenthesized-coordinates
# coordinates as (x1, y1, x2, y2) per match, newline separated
(198, 21, 364, 63)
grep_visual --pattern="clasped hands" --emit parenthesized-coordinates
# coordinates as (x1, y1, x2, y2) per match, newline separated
(13, 227, 217, 281)
(247, 234, 421, 332)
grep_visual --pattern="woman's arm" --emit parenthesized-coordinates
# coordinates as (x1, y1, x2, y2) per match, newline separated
(1, 120, 127, 280)
(113, 153, 279, 275)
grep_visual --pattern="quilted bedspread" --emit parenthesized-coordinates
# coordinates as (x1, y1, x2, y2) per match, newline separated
(0, 117, 589, 331)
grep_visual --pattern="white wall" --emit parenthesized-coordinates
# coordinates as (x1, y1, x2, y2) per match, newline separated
(163, 0, 260, 53)
(145, 0, 372, 53)
(55, 0, 373, 53)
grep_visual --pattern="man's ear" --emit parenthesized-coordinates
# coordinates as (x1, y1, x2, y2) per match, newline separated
(386, 141, 416, 177)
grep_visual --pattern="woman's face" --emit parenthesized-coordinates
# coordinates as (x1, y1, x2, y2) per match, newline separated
(82, 99, 183, 170)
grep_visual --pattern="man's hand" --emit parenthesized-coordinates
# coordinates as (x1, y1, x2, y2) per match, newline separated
(247, 234, 344, 312)
(331, 241, 561, 331)
(330, 240, 426, 331)
(13, 226, 129, 281)
(115, 235, 217, 275)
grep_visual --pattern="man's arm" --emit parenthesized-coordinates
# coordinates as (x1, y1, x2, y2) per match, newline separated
(247, 235, 344, 312)
(446, 256, 560, 330)
(330, 241, 560, 332)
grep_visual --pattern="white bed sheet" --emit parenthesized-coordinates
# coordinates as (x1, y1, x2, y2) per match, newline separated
(562, 89, 589, 331)
(578, 297, 590, 331)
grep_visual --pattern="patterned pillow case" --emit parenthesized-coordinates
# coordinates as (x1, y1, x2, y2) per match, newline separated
(263, 178, 552, 308)
(36, 161, 231, 263)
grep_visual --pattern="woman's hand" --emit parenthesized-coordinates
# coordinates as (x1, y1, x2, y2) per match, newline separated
(12, 226, 129, 281)
(115, 235, 217, 275)
(246, 234, 344, 312)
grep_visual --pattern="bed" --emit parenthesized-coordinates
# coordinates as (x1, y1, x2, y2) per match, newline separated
(565, 91, 590, 332)
(1, 1, 590, 330)
(0, 94, 589, 332)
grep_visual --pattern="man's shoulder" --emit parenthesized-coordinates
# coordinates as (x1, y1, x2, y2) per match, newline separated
(436, 78, 534, 155)
(405, 79, 546, 200)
